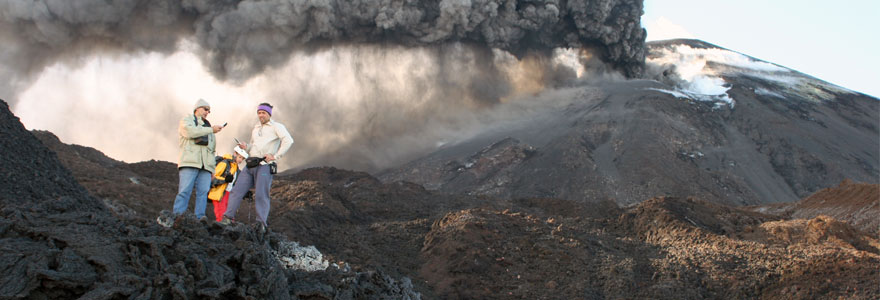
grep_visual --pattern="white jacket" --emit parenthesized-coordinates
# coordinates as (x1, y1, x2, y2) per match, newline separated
(248, 119, 294, 160)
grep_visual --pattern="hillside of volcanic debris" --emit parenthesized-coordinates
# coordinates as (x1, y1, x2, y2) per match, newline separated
(378, 40, 879, 208)
(30, 115, 880, 299)
(32, 130, 180, 218)
(0, 99, 420, 299)
(266, 171, 880, 299)
(749, 179, 879, 234)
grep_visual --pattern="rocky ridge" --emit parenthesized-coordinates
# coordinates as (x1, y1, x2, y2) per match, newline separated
(0, 99, 420, 299)
(30, 124, 880, 299)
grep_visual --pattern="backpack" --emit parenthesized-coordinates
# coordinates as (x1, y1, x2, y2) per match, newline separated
(211, 156, 234, 187)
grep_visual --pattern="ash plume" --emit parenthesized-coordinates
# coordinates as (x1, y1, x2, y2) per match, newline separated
(2, 0, 646, 173)
(0, 0, 646, 97)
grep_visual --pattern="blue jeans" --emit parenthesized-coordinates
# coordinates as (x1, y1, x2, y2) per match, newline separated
(173, 167, 212, 219)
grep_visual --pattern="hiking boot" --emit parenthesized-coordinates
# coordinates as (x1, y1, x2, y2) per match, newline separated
(219, 216, 234, 226)
(198, 216, 208, 224)
(257, 222, 267, 235)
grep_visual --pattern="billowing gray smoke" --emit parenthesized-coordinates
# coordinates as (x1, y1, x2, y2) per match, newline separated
(1, 0, 647, 173)
(0, 0, 645, 89)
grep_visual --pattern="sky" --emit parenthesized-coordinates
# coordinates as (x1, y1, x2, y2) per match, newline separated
(642, 0, 880, 99)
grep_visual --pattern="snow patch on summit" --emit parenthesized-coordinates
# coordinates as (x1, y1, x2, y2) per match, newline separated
(647, 44, 856, 106)
(647, 45, 786, 107)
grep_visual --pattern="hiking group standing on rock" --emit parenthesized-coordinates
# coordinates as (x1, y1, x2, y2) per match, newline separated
(171, 99, 293, 230)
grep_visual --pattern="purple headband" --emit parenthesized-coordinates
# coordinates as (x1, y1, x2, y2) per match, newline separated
(257, 105, 272, 116)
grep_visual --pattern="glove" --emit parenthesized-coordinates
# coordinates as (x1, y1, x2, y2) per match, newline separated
(211, 178, 224, 187)
(224, 174, 234, 183)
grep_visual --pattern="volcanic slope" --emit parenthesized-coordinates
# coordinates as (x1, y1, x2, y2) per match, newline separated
(189, 168, 880, 299)
(27, 110, 880, 299)
(749, 179, 880, 234)
(32, 130, 179, 218)
(0, 99, 420, 299)
(379, 39, 879, 207)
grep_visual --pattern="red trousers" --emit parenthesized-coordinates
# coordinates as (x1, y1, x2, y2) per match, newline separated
(213, 192, 230, 222)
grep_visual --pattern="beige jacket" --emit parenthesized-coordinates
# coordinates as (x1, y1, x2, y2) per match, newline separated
(178, 114, 216, 171)
(247, 120, 293, 160)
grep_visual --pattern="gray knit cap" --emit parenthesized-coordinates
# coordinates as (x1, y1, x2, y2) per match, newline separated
(193, 98, 210, 111)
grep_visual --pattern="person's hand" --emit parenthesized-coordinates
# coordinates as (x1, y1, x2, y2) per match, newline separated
(212, 125, 223, 133)
(237, 143, 247, 150)
(264, 154, 275, 162)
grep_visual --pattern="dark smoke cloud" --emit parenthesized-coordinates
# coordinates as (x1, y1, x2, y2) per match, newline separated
(1, 0, 646, 172)
(0, 0, 646, 97)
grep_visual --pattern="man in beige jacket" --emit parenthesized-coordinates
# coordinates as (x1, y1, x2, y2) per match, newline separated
(173, 99, 224, 221)
(221, 102, 293, 229)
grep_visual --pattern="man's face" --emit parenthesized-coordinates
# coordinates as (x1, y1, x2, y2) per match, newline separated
(196, 106, 210, 118)
(257, 110, 271, 124)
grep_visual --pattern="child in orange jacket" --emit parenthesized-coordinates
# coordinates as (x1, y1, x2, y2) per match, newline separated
(208, 147, 246, 221)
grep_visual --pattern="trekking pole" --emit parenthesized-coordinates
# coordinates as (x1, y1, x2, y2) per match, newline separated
(247, 189, 254, 223)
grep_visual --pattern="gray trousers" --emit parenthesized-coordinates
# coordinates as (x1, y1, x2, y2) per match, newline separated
(224, 164, 273, 225)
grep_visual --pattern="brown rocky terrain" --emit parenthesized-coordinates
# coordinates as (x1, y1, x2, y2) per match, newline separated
(32, 127, 880, 299)
(749, 179, 879, 234)
(32, 130, 179, 218)
(0, 100, 420, 299)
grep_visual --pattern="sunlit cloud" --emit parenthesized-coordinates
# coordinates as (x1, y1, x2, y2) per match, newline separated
(14, 50, 267, 164)
(12, 44, 590, 172)
(644, 16, 697, 41)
